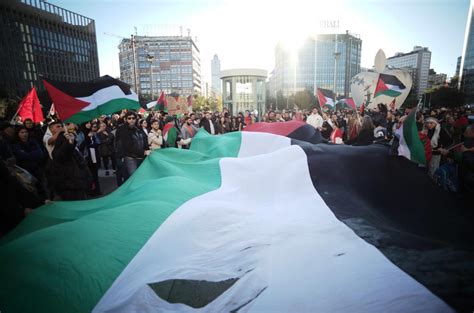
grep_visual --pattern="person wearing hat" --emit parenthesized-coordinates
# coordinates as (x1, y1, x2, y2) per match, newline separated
(43, 120, 64, 159)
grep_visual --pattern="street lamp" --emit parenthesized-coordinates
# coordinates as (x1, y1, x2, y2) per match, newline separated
(147, 54, 154, 100)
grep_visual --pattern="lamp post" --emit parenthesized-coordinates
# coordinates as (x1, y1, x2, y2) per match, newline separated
(333, 34, 341, 103)
(147, 54, 154, 100)
(131, 34, 139, 97)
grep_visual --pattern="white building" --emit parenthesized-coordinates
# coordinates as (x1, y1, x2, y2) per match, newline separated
(386, 46, 431, 98)
(221, 68, 267, 116)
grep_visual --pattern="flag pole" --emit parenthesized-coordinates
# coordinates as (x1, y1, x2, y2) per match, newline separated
(9, 88, 31, 123)
(9, 105, 22, 124)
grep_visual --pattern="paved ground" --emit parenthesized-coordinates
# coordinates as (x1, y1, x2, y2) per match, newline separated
(98, 169, 118, 196)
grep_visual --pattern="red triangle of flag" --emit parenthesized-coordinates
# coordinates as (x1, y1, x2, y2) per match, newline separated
(43, 80, 90, 121)
(374, 76, 388, 96)
(316, 89, 327, 107)
(158, 91, 168, 107)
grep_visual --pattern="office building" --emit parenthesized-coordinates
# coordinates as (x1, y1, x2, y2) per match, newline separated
(0, 0, 99, 99)
(427, 70, 447, 90)
(272, 31, 361, 98)
(118, 35, 201, 99)
(386, 46, 431, 98)
(460, 0, 474, 103)
(456, 56, 461, 77)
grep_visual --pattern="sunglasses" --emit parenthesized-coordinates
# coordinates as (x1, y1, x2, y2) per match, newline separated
(127, 117, 136, 120)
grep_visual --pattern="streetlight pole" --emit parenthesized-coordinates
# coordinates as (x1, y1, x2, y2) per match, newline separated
(147, 54, 154, 100)
(131, 34, 139, 97)
(333, 34, 340, 103)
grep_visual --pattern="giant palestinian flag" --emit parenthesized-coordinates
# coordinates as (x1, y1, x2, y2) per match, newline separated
(244, 120, 326, 144)
(374, 73, 406, 98)
(43, 75, 140, 124)
(0, 128, 472, 312)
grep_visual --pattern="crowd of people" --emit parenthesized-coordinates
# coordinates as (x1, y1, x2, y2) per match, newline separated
(1, 103, 473, 235)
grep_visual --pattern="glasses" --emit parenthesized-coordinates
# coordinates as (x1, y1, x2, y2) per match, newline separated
(127, 117, 136, 120)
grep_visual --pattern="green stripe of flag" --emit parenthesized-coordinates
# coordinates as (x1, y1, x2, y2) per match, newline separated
(375, 89, 402, 97)
(65, 98, 141, 124)
(190, 129, 242, 158)
(0, 148, 226, 313)
(403, 109, 427, 165)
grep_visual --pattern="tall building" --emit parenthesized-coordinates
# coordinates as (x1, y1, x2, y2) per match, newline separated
(386, 46, 431, 98)
(427, 69, 447, 90)
(118, 35, 201, 99)
(460, 0, 474, 103)
(272, 31, 362, 98)
(0, 0, 99, 99)
(211, 54, 221, 95)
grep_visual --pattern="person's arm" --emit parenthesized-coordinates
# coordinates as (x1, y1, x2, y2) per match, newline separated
(47, 130, 60, 146)
(52, 135, 75, 162)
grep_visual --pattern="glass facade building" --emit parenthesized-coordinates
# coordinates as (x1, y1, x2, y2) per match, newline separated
(118, 35, 201, 99)
(386, 46, 431, 99)
(272, 32, 361, 98)
(0, 0, 99, 98)
(460, 0, 474, 103)
(221, 69, 267, 116)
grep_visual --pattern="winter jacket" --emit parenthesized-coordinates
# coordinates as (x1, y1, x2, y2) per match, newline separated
(11, 139, 44, 177)
(148, 129, 163, 150)
(49, 132, 92, 198)
(116, 125, 148, 158)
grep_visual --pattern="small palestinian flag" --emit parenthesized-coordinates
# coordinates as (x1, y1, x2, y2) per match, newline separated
(157, 91, 168, 112)
(396, 109, 428, 165)
(316, 88, 335, 109)
(374, 74, 406, 98)
(43, 76, 140, 124)
(186, 94, 193, 108)
(337, 98, 356, 110)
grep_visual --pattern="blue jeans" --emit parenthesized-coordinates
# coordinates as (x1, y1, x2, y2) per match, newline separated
(124, 157, 143, 181)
